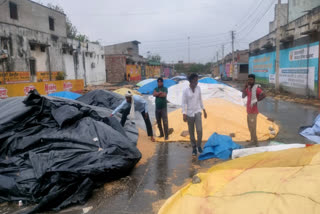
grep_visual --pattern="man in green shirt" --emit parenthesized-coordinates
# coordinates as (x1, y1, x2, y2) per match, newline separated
(153, 78, 169, 140)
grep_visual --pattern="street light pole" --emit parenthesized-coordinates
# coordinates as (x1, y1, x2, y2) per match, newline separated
(188, 37, 190, 63)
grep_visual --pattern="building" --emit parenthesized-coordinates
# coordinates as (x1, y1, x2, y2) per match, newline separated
(0, 0, 106, 98)
(269, 3, 288, 32)
(63, 39, 106, 86)
(212, 49, 249, 81)
(105, 41, 155, 82)
(288, 0, 320, 22)
(249, 3, 320, 97)
(222, 50, 249, 81)
(0, 0, 67, 84)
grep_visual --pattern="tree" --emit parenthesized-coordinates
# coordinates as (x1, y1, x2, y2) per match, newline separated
(147, 54, 161, 63)
(75, 34, 89, 42)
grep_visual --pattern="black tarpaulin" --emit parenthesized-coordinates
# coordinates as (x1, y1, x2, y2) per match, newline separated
(0, 90, 141, 213)
(76, 90, 125, 110)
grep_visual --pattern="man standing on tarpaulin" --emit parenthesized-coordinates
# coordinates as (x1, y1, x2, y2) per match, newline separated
(242, 74, 266, 146)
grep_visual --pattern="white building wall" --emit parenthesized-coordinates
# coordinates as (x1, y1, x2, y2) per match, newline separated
(64, 39, 106, 86)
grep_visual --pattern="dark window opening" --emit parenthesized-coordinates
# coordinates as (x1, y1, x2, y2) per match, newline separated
(49, 17, 55, 31)
(9, 2, 18, 20)
(62, 48, 67, 54)
(30, 44, 36, 51)
(90, 53, 93, 58)
(85, 52, 89, 57)
(239, 64, 249, 74)
(69, 50, 73, 55)
(30, 59, 36, 76)
(101, 55, 104, 59)
(40, 46, 46, 52)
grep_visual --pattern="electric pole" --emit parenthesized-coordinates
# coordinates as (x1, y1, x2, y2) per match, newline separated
(222, 45, 224, 59)
(231, 31, 235, 78)
(188, 37, 190, 63)
(275, 0, 281, 91)
(216, 51, 219, 63)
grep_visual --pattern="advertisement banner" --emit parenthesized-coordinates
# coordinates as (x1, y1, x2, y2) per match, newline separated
(280, 42, 319, 92)
(2, 72, 30, 84)
(0, 79, 84, 98)
(126, 65, 141, 81)
(249, 52, 276, 83)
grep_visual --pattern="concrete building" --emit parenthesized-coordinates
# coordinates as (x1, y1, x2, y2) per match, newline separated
(63, 39, 106, 86)
(249, 4, 320, 97)
(104, 41, 147, 82)
(212, 50, 249, 81)
(288, 0, 320, 22)
(0, 0, 105, 87)
(269, 3, 288, 32)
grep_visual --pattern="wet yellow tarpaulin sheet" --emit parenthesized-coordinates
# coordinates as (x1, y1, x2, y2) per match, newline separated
(159, 145, 320, 214)
(156, 98, 279, 142)
(113, 88, 141, 96)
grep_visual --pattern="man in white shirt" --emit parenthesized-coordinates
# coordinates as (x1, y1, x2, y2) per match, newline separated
(182, 73, 207, 156)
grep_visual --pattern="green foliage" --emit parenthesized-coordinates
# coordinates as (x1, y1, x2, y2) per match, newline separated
(56, 72, 66, 80)
(147, 54, 161, 63)
(46, 3, 89, 42)
(175, 62, 212, 74)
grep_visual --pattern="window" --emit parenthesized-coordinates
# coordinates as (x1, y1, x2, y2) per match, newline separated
(9, 2, 18, 20)
(49, 17, 55, 31)
(40, 46, 46, 52)
(30, 44, 35, 51)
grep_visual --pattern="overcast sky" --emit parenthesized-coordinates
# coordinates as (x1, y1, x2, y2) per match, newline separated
(37, 0, 287, 63)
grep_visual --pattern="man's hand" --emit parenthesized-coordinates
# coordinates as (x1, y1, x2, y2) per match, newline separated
(110, 114, 113, 117)
(144, 113, 149, 119)
(203, 110, 207, 119)
(183, 114, 187, 122)
(244, 81, 248, 90)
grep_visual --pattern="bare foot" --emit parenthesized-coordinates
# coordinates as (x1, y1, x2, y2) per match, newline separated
(151, 137, 155, 142)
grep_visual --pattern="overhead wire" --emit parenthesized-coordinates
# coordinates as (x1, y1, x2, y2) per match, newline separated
(237, 0, 276, 41)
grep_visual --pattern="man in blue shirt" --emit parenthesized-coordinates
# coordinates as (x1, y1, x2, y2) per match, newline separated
(111, 92, 155, 141)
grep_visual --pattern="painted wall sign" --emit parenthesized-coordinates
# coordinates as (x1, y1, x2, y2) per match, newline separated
(0, 80, 84, 98)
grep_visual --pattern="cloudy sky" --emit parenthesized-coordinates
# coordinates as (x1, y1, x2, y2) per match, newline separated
(37, 0, 287, 63)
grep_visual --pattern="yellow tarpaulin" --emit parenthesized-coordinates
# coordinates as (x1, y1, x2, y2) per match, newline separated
(156, 98, 279, 142)
(159, 145, 320, 214)
(113, 88, 141, 96)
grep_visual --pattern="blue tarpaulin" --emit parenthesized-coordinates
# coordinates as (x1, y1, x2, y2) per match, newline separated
(199, 77, 224, 84)
(300, 114, 320, 144)
(138, 79, 177, 95)
(198, 133, 242, 160)
(48, 91, 81, 100)
(171, 76, 187, 82)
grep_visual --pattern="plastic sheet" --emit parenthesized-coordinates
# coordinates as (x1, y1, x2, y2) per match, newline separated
(167, 81, 247, 106)
(48, 91, 81, 100)
(156, 98, 279, 143)
(138, 79, 176, 95)
(77, 90, 125, 110)
(0, 90, 141, 213)
(300, 114, 320, 143)
(199, 133, 242, 160)
(159, 145, 320, 214)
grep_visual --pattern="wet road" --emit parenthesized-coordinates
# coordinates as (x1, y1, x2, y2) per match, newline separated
(1, 93, 319, 214)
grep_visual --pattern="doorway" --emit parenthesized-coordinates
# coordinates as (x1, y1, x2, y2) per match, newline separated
(29, 59, 36, 82)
